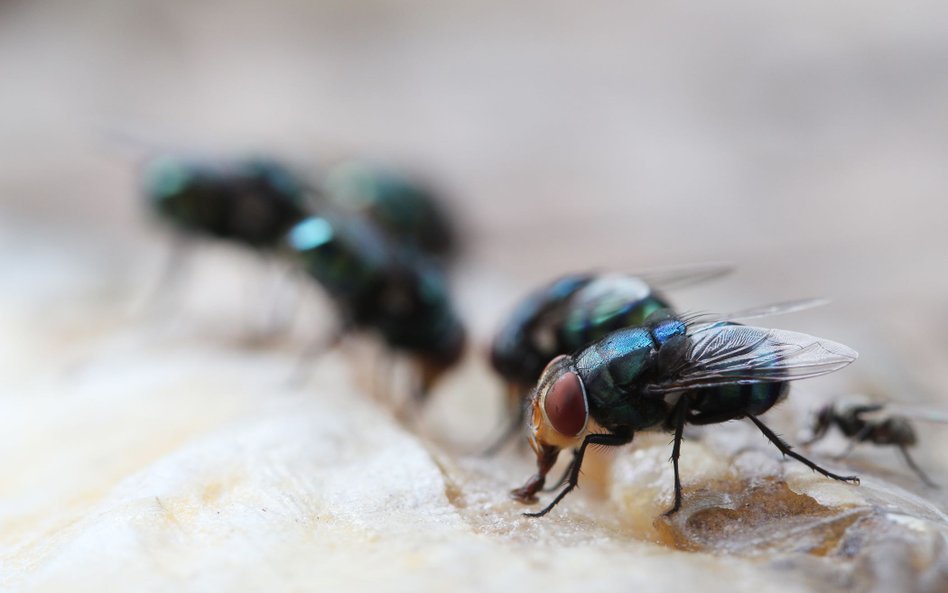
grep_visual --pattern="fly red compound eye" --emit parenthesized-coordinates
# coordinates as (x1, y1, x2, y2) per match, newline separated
(543, 371, 587, 436)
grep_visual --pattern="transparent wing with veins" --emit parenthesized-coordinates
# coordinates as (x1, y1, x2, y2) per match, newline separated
(645, 324, 859, 394)
(631, 262, 732, 290)
(679, 298, 830, 326)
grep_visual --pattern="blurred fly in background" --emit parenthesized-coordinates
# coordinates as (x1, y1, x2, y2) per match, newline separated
(140, 151, 466, 403)
(486, 264, 728, 453)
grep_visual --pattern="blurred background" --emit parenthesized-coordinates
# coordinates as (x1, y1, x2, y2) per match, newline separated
(2, 0, 948, 588)
(3, 0, 947, 338)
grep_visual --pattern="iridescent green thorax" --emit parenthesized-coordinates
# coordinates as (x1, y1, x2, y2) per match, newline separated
(576, 317, 789, 431)
(577, 328, 653, 387)
(286, 214, 390, 310)
(143, 156, 309, 248)
(324, 162, 457, 258)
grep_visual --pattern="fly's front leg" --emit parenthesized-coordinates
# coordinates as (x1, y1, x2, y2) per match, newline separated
(543, 448, 579, 492)
(511, 445, 560, 504)
(522, 431, 633, 518)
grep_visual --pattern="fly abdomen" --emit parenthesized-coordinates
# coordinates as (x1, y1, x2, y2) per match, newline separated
(690, 382, 789, 421)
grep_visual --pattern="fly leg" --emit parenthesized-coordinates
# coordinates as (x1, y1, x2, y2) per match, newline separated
(523, 432, 632, 518)
(747, 414, 860, 484)
(664, 397, 689, 516)
(374, 347, 397, 404)
(286, 327, 348, 387)
(543, 449, 580, 492)
(134, 233, 194, 316)
(259, 258, 302, 339)
(481, 385, 528, 456)
(481, 411, 526, 457)
(897, 445, 939, 488)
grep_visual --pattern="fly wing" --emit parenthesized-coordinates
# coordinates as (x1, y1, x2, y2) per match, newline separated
(716, 298, 830, 321)
(681, 298, 830, 326)
(633, 262, 733, 290)
(645, 324, 858, 394)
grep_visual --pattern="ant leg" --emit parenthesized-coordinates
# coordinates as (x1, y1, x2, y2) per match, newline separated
(664, 398, 689, 516)
(799, 433, 823, 447)
(523, 432, 632, 518)
(831, 439, 858, 461)
(898, 446, 939, 488)
(747, 414, 860, 484)
(831, 425, 872, 460)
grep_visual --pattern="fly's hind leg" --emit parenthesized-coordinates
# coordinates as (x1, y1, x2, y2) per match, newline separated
(747, 414, 860, 484)
(664, 397, 689, 516)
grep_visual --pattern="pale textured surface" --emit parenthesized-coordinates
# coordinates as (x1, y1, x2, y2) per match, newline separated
(2, 225, 947, 592)
(3, 1, 948, 591)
